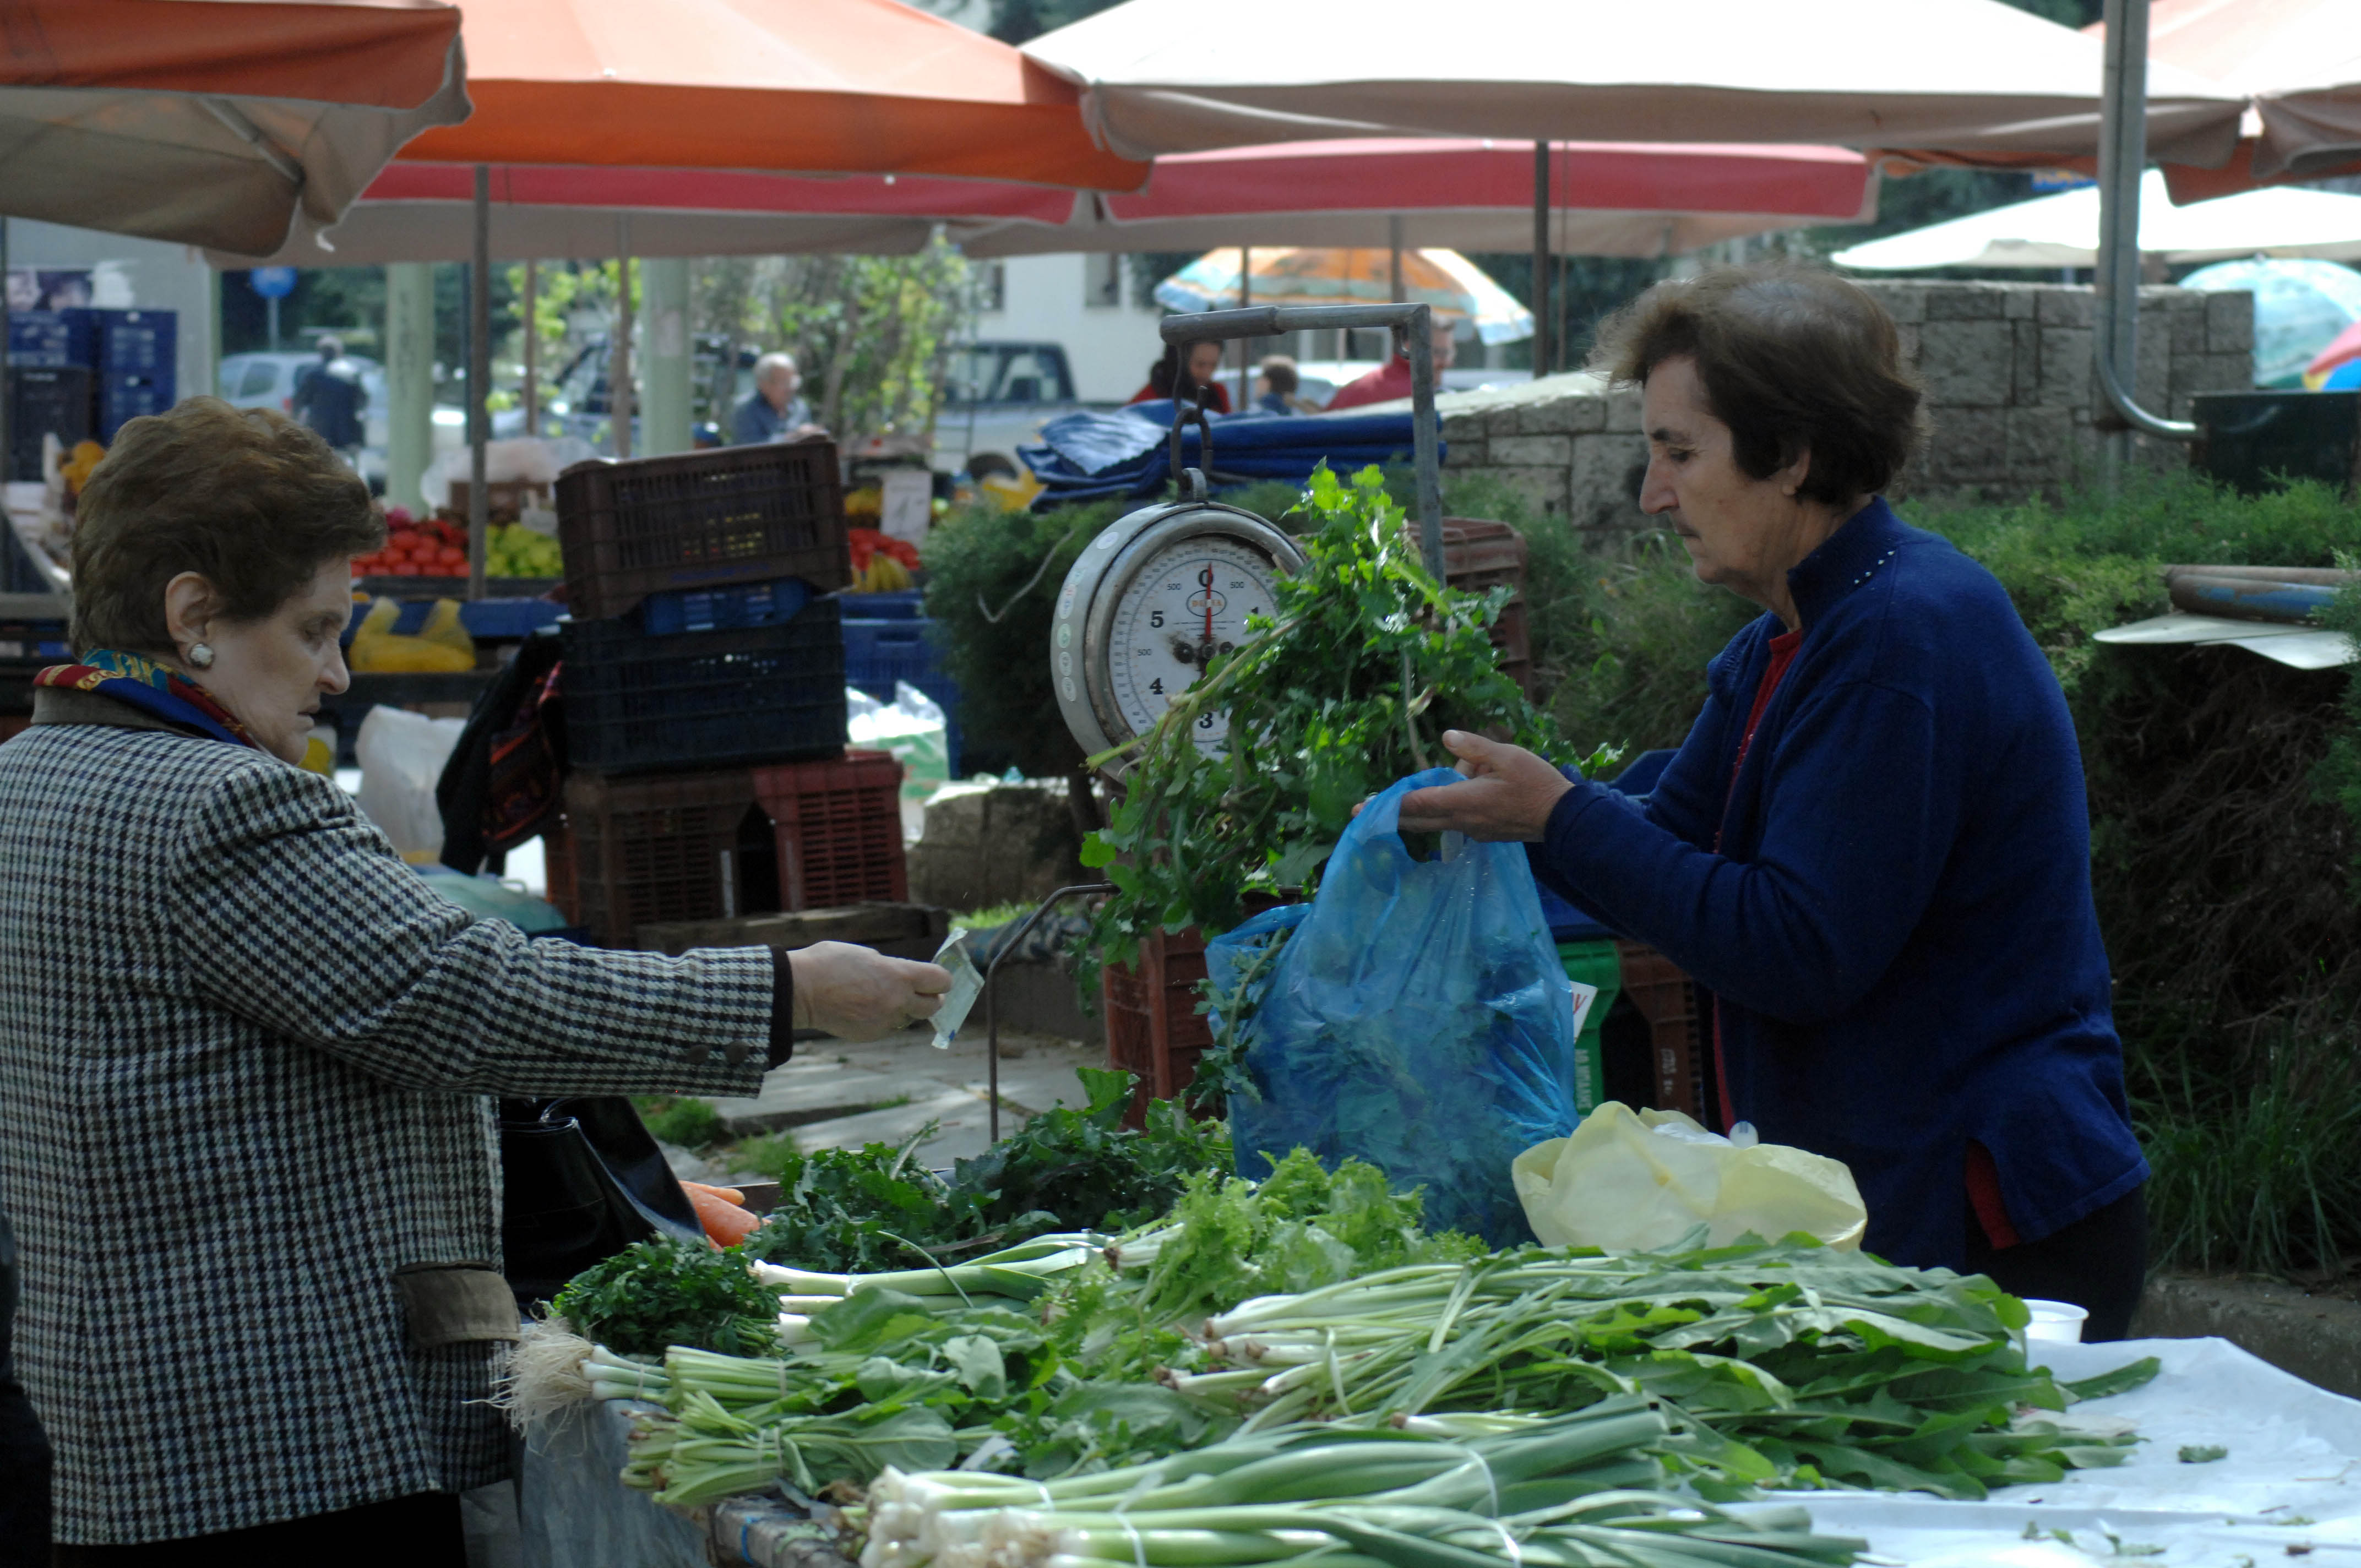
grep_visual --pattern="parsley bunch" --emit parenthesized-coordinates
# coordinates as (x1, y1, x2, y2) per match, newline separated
(1081, 464, 1609, 978)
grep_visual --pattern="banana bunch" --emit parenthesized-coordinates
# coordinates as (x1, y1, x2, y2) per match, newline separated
(855, 553, 913, 592)
(348, 596, 477, 673)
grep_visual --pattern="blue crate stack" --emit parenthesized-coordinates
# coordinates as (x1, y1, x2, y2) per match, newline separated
(836, 595, 963, 776)
(3, 308, 176, 466)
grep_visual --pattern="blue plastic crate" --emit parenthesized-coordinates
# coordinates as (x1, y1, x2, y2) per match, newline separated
(836, 590, 926, 620)
(634, 576, 813, 636)
(6, 311, 88, 368)
(67, 308, 175, 377)
(459, 598, 564, 639)
(562, 597, 847, 774)
(841, 617, 962, 776)
(96, 371, 170, 442)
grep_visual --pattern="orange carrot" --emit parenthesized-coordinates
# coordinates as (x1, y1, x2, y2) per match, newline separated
(681, 1180, 746, 1207)
(685, 1184, 760, 1247)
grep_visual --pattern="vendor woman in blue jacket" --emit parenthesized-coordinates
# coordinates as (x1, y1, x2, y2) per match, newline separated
(1401, 263, 2149, 1339)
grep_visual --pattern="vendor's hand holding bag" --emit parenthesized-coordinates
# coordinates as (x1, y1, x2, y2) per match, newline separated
(1205, 767, 1579, 1244)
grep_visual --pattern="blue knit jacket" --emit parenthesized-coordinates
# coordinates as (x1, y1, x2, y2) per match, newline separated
(1533, 498, 2148, 1268)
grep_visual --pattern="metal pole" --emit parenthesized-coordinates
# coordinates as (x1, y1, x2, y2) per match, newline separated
(2093, 0, 2199, 480)
(267, 295, 280, 353)
(522, 259, 538, 440)
(613, 222, 634, 459)
(1388, 213, 1405, 304)
(1406, 303, 1443, 580)
(982, 882, 1116, 1143)
(1161, 302, 1447, 575)
(1, 217, 11, 485)
(1532, 142, 1551, 378)
(1237, 246, 1251, 411)
(467, 163, 491, 602)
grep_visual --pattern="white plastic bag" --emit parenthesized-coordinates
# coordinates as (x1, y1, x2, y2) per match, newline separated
(1512, 1102, 1868, 1251)
(353, 707, 469, 859)
(846, 683, 951, 836)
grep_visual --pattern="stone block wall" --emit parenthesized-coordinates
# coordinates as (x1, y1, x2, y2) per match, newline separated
(1438, 280, 2255, 541)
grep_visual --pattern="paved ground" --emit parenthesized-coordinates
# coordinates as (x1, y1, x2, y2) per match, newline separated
(665, 1026, 1103, 1182)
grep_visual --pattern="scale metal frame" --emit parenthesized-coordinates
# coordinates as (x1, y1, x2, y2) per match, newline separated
(1049, 302, 1448, 774)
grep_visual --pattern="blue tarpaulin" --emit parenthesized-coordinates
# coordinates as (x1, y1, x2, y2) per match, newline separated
(1018, 399, 1437, 506)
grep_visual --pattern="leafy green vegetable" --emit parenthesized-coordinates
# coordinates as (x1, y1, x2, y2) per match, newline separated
(1081, 465, 1613, 981)
(552, 1238, 779, 1358)
(2178, 1443, 2230, 1463)
(741, 1070, 1231, 1273)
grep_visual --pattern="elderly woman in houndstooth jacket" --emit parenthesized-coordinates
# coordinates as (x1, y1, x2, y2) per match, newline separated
(0, 400, 950, 1560)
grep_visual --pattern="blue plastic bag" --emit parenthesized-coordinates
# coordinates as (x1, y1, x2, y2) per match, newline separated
(1204, 767, 1579, 1244)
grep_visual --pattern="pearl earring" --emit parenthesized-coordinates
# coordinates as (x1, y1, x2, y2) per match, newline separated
(187, 643, 215, 669)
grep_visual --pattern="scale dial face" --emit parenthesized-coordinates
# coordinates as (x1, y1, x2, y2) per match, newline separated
(1051, 501, 1307, 771)
(1106, 536, 1285, 753)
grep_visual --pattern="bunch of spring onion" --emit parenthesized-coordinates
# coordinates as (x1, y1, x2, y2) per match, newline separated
(753, 1234, 1107, 1312)
(861, 1399, 1862, 1568)
(1161, 1241, 2153, 1500)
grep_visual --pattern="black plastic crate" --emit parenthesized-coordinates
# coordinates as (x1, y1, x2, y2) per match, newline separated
(6, 365, 93, 479)
(562, 597, 847, 774)
(555, 440, 850, 620)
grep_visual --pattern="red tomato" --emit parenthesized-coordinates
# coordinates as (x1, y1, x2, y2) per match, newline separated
(438, 546, 467, 567)
(392, 562, 422, 576)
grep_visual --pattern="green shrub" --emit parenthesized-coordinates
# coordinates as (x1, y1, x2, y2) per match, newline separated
(633, 1095, 724, 1150)
(2137, 1024, 2361, 1276)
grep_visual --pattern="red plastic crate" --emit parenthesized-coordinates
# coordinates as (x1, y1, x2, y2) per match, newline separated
(751, 749, 909, 910)
(1101, 927, 1215, 1130)
(563, 767, 770, 948)
(1441, 518, 1535, 697)
(1614, 940, 1705, 1121)
(555, 440, 851, 620)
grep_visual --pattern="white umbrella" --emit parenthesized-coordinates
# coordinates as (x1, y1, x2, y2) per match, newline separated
(1155, 246, 1535, 344)
(1021, 0, 2245, 165)
(1834, 169, 2361, 270)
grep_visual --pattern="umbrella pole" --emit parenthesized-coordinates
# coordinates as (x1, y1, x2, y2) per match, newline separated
(468, 164, 491, 603)
(1532, 143, 1551, 378)
(1, 218, 10, 486)
(523, 260, 538, 440)
(2094, 0, 2197, 485)
(1238, 246, 1250, 411)
(614, 222, 635, 460)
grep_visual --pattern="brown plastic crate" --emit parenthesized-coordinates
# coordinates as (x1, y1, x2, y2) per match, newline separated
(1614, 939, 1705, 1121)
(1102, 927, 1215, 1129)
(564, 767, 770, 948)
(1441, 518, 1535, 696)
(751, 749, 909, 910)
(540, 816, 578, 925)
(555, 441, 851, 620)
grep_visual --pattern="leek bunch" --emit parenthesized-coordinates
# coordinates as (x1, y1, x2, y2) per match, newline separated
(861, 1402, 1862, 1568)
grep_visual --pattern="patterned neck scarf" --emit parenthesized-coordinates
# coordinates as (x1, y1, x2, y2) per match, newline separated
(34, 650, 258, 750)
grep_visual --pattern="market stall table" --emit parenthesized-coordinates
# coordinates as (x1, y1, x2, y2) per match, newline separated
(520, 1334, 2361, 1568)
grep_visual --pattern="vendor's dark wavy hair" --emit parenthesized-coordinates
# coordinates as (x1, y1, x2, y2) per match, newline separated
(72, 398, 383, 655)
(1591, 262, 1925, 504)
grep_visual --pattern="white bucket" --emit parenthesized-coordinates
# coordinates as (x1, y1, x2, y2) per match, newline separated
(2023, 1298, 2090, 1343)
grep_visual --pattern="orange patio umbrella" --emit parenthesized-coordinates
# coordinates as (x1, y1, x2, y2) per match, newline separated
(394, 0, 1145, 191)
(323, 0, 1146, 596)
(0, 0, 469, 254)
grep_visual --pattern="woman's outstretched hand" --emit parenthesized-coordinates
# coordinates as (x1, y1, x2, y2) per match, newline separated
(788, 943, 953, 1040)
(1391, 730, 1575, 842)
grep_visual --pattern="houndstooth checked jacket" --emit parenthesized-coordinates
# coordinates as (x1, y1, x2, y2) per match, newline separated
(0, 714, 775, 1544)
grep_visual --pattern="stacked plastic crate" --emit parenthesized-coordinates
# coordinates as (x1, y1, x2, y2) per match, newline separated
(4, 308, 177, 477)
(549, 442, 911, 948)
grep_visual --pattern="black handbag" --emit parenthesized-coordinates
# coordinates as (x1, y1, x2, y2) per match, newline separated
(498, 1096, 705, 1310)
